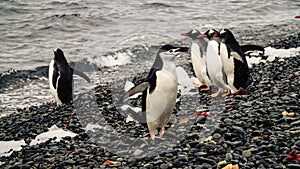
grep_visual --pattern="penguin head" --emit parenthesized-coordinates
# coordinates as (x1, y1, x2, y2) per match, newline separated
(197, 29, 219, 40)
(158, 45, 180, 61)
(152, 44, 188, 70)
(181, 29, 201, 40)
(53, 48, 68, 65)
(219, 29, 235, 42)
(205, 29, 220, 39)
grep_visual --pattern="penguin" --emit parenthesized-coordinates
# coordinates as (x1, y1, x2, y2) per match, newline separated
(199, 29, 232, 97)
(49, 48, 90, 105)
(218, 29, 252, 93)
(120, 45, 187, 140)
(181, 29, 211, 90)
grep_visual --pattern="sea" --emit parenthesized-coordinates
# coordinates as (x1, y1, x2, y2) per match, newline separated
(0, 0, 299, 115)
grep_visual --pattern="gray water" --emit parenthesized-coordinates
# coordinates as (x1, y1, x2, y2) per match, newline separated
(0, 0, 299, 115)
(0, 0, 299, 72)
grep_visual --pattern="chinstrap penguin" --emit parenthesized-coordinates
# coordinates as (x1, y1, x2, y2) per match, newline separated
(120, 44, 187, 140)
(49, 48, 90, 105)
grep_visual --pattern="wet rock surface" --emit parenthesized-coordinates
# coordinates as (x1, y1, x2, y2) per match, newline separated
(0, 35, 300, 168)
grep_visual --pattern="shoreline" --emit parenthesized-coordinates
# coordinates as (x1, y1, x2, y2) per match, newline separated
(0, 34, 299, 168)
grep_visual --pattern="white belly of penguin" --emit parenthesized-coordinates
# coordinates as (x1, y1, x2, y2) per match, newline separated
(191, 43, 210, 85)
(220, 43, 237, 92)
(146, 70, 178, 131)
(206, 40, 230, 90)
(48, 60, 62, 105)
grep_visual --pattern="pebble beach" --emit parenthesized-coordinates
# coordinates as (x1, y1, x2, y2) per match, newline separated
(0, 33, 299, 168)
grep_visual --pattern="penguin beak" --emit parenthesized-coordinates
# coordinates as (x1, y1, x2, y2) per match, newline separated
(296, 16, 300, 18)
(197, 34, 207, 39)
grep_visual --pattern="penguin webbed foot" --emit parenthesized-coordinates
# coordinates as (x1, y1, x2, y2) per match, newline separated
(221, 89, 231, 97)
(232, 88, 248, 95)
(159, 126, 165, 137)
(150, 132, 156, 140)
(208, 89, 222, 98)
(194, 83, 210, 91)
(200, 85, 210, 91)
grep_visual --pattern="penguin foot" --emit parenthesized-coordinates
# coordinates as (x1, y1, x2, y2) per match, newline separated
(200, 85, 210, 91)
(194, 83, 210, 91)
(150, 132, 156, 140)
(222, 89, 231, 97)
(232, 89, 247, 95)
(159, 127, 165, 137)
(209, 90, 221, 98)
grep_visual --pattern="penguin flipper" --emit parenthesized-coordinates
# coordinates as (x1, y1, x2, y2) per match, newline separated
(119, 82, 149, 103)
(72, 68, 91, 83)
(231, 52, 244, 63)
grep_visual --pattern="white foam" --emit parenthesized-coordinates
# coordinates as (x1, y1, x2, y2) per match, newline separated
(92, 51, 132, 67)
(30, 125, 77, 146)
(176, 66, 198, 95)
(0, 140, 26, 157)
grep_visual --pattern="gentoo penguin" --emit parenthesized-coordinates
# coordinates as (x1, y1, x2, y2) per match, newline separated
(181, 29, 211, 90)
(121, 45, 187, 140)
(199, 29, 232, 97)
(49, 48, 90, 105)
(218, 29, 252, 93)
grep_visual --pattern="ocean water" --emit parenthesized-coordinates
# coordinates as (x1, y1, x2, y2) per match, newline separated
(0, 0, 299, 115)
(0, 0, 299, 72)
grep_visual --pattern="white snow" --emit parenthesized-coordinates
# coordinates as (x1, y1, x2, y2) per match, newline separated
(176, 66, 198, 95)
(30, 125, 77, 146)
(0, 140, 26, 157)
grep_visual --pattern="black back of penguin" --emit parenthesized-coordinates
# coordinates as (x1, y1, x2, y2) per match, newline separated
(53, 48, 73, 103)
(219, 29, 252, 89)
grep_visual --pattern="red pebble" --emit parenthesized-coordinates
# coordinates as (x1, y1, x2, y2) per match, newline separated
(286, 150, 300, 162)
(70, 151, 78, 155)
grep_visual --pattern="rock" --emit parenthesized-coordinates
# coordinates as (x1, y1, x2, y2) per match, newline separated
(242, 150, 252, 158)
(232, 126, 245, 134)
(225, 153, 233, 161)
(160, 163, 170, 169)
(286, 164, 300, 169)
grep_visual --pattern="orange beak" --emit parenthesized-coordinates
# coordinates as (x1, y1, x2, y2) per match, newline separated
(197, 34, 207, 38)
